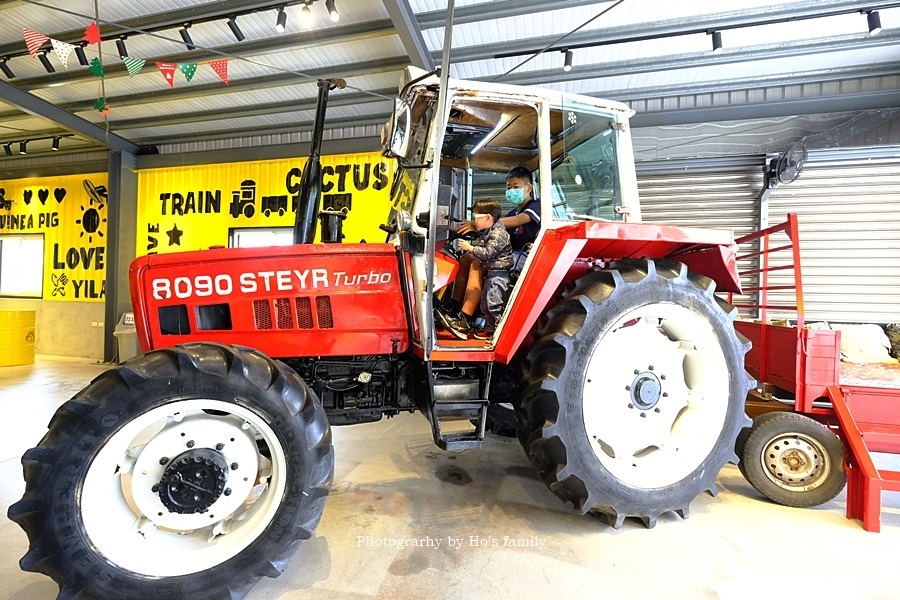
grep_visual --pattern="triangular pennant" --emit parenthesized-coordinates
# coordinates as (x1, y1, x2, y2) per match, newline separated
(94, 97, 110, 115)
(178, 62, 198, 82)
(88, 57, 103, 77)
(83, 21, 101, 45)
(209, 60, 229, 85)
(23, 28, 49, 57)
(123, 56, 146, 78)
(50, 39, 75, 69)
(156, 62, 177, 88)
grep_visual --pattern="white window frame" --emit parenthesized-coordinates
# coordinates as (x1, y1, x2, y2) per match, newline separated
(0, 233, 44, 298)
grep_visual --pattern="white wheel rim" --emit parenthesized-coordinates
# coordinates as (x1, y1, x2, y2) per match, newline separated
(582, 302, 730, 489)
(81, 399, 287, 577)
(760, 433, 830, 492)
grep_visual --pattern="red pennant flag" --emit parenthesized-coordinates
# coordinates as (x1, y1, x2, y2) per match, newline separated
(83, 21, 101, 45)
(209, 60, 229, 85)
(23, 28, 49, 57)
(156, 62, 177, 88)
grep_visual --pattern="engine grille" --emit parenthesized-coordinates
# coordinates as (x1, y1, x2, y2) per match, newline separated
(253, 296, 332, 330)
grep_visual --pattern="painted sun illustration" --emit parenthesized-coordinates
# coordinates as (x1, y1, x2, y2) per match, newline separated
(76, 194, 107, 244)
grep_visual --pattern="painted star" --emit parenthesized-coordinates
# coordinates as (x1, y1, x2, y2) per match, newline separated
(166, 223, 183, 246)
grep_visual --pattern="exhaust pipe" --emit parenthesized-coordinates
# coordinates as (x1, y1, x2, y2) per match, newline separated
(293, 78, 346, 244)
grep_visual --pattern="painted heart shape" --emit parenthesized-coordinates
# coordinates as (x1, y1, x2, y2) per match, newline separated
(38, 188, 49, 204)
(54, 188, 66, 203)
(23, 189, 32, 204)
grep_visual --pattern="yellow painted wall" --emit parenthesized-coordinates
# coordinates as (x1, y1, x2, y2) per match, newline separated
(0, 173, 108, 301)
(137, 152, 396, 254)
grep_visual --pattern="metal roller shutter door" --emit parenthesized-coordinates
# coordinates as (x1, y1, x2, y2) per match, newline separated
(767, 147, 900, 324)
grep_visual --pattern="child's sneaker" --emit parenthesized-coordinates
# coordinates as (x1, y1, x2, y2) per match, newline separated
(444, 313, 472, 340)
(473, 328, 494, 340)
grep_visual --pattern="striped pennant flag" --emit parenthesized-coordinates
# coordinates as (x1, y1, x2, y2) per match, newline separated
(123, 56, 145, 78)
(51, 39, 75, 69)
(23, 28, 49, 57)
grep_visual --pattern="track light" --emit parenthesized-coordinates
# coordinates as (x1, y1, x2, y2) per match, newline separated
(19, 141, 27, 155)
(37, 50, 55, 73)
(227, 15, 245, 41)
(867, 10, 882, 35)
(180, 23, 195, 50)
(276, 7, 287, 33)
(325, 0, 339, 22)
(711, 30, 723, 53)
(3, 143, 11, 156)
(52, 137, 60, 151)
(301, 3, 312, 22)
(563, 49, 573, 72)
(74, 44, 89, 66)
(0, 57, 14, 79)
(116, 36, 128, 58)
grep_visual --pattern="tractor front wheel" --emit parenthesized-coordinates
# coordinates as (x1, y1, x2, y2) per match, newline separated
(517, 259, 752, 528)
(8, 343, 333, 600)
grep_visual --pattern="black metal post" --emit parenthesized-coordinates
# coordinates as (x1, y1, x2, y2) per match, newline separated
(294, 79, 335, 244)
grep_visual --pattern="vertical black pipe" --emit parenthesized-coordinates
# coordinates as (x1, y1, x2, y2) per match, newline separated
(294, 79, 334, 244)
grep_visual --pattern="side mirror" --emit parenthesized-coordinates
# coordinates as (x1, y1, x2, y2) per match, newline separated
(385, 99, 411, 159)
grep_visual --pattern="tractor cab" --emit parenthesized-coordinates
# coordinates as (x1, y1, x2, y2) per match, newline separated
(383, 67, 641, 357)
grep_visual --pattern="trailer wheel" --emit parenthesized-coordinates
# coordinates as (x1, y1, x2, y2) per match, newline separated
(736, 411, 787, 479)
(8, 343, 333, 600)
(517, 259, 752, 528)
(740, 412, 845, 508)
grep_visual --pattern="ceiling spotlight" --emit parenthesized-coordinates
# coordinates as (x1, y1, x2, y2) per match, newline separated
(37, 50, 55, 73)
(228, 15, 245, 42)
(74, 44, 89, 66)
(180, 23, 195, 50)
(52, 137, 60, 151)
(711, 30, 723, 53)
(116, 36, 128, 58)
(867, 10, 882, 36)
(325, 0, 339, 22)
(3, 143, 11, 156)
(19, 141, 27, 155)
(0, 57, 14, 79)
(276, 7, 287, 33)
(563, 49, 573, 72)
(301, 3, 312, 22)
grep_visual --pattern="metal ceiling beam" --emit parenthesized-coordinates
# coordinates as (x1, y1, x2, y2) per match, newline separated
(102, 88, 394, 131)
(382, 0, 433, 70)
(417, 0, 612, 28)
(15, 20, 394, 90)
(475, 30, 900, 87)
(136, 113, 391, 146)
(0, 0, 313, 58)
(0, 80, 143, 154)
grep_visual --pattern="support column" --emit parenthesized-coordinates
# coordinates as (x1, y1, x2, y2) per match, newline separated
(104, 151, 138, 363)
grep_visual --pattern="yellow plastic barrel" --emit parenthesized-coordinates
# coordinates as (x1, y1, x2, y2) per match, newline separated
(0, 310, 36, 367)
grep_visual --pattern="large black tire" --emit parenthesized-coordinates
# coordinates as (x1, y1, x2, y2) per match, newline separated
(8, 343, 333, 600)
(516, 258, 752, 528)
(741, 411, 846, 508)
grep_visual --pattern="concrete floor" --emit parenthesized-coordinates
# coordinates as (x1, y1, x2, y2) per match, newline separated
(2, 357, 900, 600)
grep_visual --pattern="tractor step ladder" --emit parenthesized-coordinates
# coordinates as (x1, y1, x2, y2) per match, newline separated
(427, 366, 489, 451)
(827, 385, 900, 532)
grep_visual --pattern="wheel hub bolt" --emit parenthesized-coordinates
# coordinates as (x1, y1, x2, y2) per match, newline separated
(216, 443, 225, 450)
(186, 440, 195, 448)
(640, 412, 647, 418)
(230, 462, 239, 470)
(152, 484, 160, 493)
(634, 369, 640, 374)
(625, 385, 631, 391)
(628, 403, 634, 409)
(159, 457, 169, 465)
(648, 365, 654, 371)
(654, 407, 661, 413)
(660, 374, 666, 380)
(224, 488, 232, 496)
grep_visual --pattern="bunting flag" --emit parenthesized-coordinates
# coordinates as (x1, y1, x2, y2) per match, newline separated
(88, 57, 104, 77)
(83, 21, 101, 45)
(178, 62, 198, 82)
(23, 28, 49, 57)
(209, 60, 229, 85)
(94, 97, 110, 115)
(123, 56, 146, 78)
(51, 39, 75, 69)
(156, 62, 177, 88)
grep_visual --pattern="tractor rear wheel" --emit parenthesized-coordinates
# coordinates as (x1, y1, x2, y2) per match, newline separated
(517, 259, 752, 528)
(740, 411, 846, 508)
(8, 343, 333, 600)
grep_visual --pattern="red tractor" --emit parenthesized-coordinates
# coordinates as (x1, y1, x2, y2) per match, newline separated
(9, 68, 752, 599)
